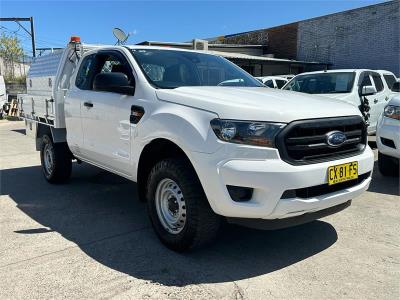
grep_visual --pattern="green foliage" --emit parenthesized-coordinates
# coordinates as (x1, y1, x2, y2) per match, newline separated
(0, 32, 24, 79)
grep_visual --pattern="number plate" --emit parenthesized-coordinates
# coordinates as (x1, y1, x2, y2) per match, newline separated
(327, 162, 358, 185)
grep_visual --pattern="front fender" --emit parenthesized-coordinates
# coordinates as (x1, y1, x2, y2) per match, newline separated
(131, 102, 222, 181)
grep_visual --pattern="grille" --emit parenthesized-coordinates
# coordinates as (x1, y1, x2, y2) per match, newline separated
(281, 172, 371, 199)
(276, 116, 367, 165)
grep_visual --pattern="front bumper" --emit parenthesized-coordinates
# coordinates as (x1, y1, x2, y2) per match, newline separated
(376, 116, 400, 159)
(190, 144, 374, 219)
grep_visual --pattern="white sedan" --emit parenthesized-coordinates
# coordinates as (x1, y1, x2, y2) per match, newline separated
(376, 95, 400, 176)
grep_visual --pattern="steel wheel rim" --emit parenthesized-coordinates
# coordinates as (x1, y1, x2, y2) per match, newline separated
(43, 143, 54, 175)
(155, 178, 187, 234)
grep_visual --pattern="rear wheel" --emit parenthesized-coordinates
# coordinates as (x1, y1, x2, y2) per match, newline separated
(146, 158, 221, 252)
(40, 135, 72, 183)
(378, 152, 399, 177)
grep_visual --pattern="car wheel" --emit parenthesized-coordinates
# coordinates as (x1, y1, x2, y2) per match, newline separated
(40, 135, 72, 183)
(146, 158, 221, 252)
(378, 152, 399, 177)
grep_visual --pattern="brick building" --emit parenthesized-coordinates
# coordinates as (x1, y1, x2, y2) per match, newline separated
(212, 0, 399, 76)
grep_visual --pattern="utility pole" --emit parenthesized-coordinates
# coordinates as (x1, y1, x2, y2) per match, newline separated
(0, 17, 36, 57)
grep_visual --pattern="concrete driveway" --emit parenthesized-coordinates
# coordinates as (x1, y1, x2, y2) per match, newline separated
(0, 120, 399, 299)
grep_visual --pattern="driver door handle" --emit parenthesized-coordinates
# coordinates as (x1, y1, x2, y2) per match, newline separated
(84, 102, 93, 108)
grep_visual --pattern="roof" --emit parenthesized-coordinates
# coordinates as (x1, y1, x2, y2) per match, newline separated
(292, 69, 397, 76)
(205, 50, 328, 65)
(137, 40, 265, 49)
(129, 45, 328, 65)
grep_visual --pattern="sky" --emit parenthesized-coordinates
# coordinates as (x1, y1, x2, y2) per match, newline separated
(0, 0, 388, 55)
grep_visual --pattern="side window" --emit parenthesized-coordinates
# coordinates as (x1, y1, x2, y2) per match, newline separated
(360, 74, 372, 86)
(75, 54, 95, 90)
(97, 54, 133, 84)
(276, 80, 286, 89)
(371, 74, 384, 92)
(264, 80, 274, 88)
(383, 74, 396, 90)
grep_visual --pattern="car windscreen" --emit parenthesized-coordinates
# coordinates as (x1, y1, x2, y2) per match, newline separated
(129, 49, 263, 89)
(283, 72, 355, 94)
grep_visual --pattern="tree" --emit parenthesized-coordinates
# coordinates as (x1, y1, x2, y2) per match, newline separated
(0, 32, 24, 80)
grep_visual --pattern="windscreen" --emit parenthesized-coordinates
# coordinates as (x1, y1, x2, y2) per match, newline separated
(283, 72, 355, 94)
(130, 49, 263, 89)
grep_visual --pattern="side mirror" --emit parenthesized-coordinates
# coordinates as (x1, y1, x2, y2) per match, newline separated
(93, 72, 135, 96)
(391, 81, 400, 92)
(360, 85, 377, 96)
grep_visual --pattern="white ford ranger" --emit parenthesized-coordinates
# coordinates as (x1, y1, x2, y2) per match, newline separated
(19, 38, 374, 251)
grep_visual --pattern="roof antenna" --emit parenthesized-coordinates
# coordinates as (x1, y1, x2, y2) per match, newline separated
(113, 28, 129, 45)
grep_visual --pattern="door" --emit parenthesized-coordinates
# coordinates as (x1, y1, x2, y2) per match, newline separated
(65, 54, 97, 155)
(80, 51, 137, 176)
(358, 72, 379, 131)
(369, 73, 387, 130)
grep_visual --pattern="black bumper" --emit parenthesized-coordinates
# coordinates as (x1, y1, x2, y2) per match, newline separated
(227, 200, 351, 230)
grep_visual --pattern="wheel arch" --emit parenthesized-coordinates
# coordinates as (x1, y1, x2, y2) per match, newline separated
(136, 138, 197, 202)
(35, 124, 67, 150)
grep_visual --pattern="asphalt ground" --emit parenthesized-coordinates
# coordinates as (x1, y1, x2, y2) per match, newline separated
(0, 120, 399, 299)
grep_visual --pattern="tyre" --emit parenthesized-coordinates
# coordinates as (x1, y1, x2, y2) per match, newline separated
(40, 135, 72, 183)
(146, 158, 221, 252)
(378, 152, 399, 177)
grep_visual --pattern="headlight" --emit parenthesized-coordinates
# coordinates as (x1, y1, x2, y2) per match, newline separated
(384, 105, 400, 120)
(210, 119, 286, 147)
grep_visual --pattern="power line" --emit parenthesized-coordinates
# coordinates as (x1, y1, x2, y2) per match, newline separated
(0, 17, 36, 57)
(0, 24, 65, 47)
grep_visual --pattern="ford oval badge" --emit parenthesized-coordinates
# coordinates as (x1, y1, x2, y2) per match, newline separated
(326, 131, 347, 147)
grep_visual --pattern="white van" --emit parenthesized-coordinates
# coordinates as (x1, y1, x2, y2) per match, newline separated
(283, 69, 399, 134)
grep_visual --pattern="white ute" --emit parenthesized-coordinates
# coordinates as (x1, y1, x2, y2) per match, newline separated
(18, 38, 374, 251)
(283, 69, 399, 134)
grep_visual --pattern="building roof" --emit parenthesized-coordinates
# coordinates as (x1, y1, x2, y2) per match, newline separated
(136, 41, 328, 65)
(206, 50, 328, 65)
(137, 40, 265, 49)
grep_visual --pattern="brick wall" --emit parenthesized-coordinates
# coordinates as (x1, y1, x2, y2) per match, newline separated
(297, 0, 400, 75)
(217, 23, 298, 59)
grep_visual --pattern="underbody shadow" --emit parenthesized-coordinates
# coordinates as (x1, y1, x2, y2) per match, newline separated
(367, 161, 400, 196)
(1, 164, 338, 286)
(11, 129, 26, 135)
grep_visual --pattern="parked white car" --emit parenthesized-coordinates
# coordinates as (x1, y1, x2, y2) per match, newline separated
(376, 95, 400, 176)
(283, 69, 399, 134)
(18, 38, 374, 251)
(275, 74, 295, 81)
(256, 76, 288, 89)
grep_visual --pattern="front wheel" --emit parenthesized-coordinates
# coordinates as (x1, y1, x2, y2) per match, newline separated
(146, 158, 221, 252)
(40, 135, 72, 183)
